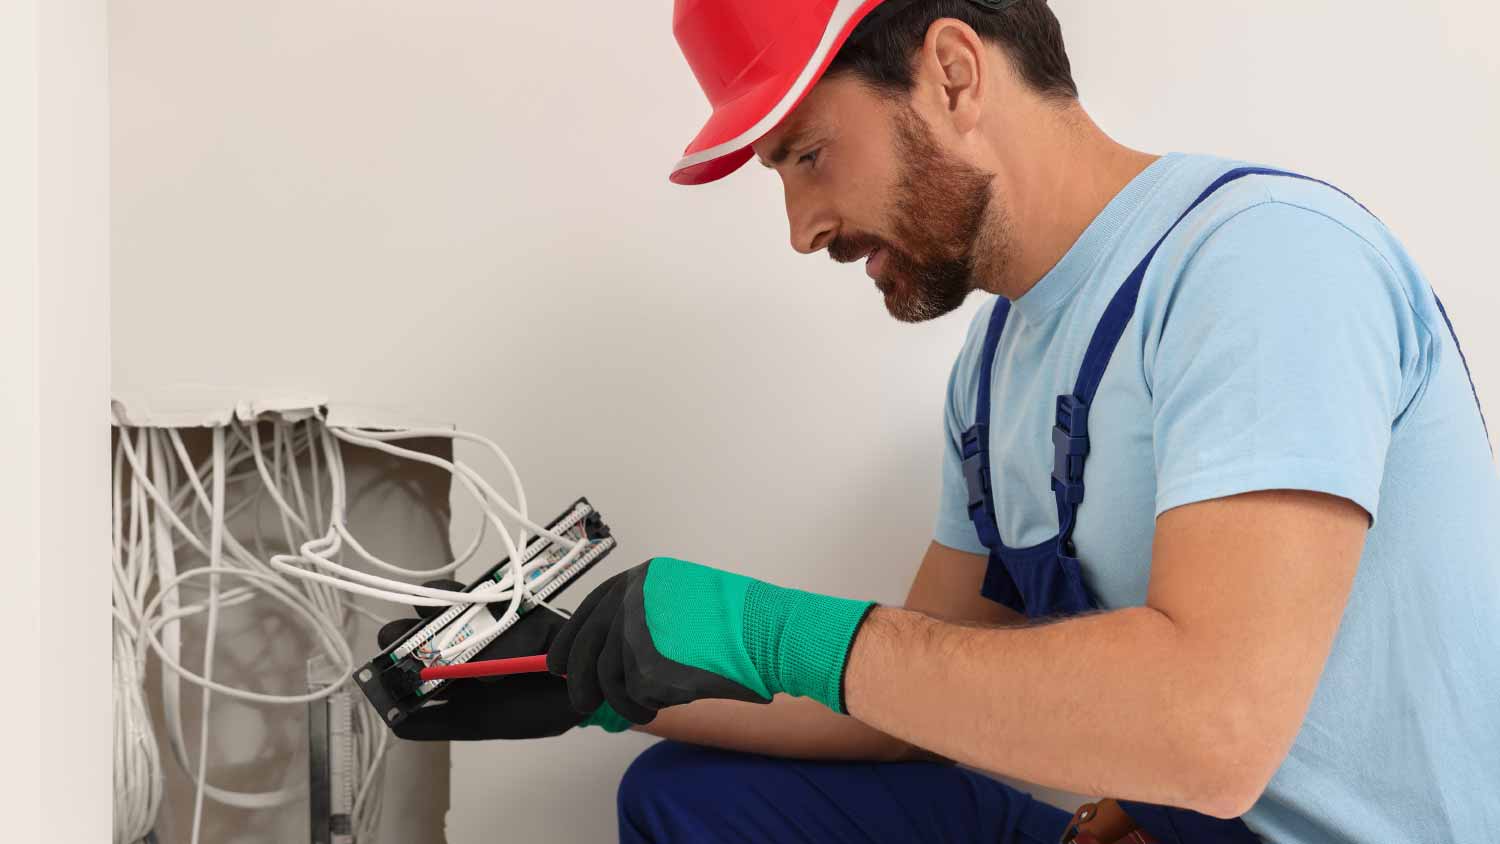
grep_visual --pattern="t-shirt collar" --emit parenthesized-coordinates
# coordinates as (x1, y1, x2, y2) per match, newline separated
(1009, 152, 1186, 322)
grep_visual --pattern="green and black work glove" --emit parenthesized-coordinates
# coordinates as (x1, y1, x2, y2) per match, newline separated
(547, 558, 876, 726)
(375, 580, 631, 740)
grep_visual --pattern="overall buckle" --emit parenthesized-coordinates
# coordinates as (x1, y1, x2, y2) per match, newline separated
(960, 424, 990, 510)
(1051, 395, 1089, 505)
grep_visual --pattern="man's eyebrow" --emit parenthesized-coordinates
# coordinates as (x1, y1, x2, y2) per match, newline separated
(760, 123, 820, 168)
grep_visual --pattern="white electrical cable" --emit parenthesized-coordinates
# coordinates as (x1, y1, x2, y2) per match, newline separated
(113, 620, 162, 843)
(112, 413, 590, 843)
(188, 427, 226, 844)
(136, 428, 315, 812)
(113, 434, 164, 844)
(281, 425, 590, 637)
(264, 427, 525, 607)
(117, 423, 342, 819)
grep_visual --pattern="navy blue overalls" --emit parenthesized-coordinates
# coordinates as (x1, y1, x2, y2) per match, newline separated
(960, 167, 1488, 843)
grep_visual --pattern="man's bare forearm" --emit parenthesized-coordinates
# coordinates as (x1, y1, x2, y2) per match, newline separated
(636, 694, 927, 762)
(838, 492, 1365, 818)
(842, 605, 1260, 816)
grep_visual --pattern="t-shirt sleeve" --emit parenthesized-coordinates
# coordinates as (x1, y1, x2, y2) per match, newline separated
(935, 354, 990, 555)
(1149, 201, 1420, 522)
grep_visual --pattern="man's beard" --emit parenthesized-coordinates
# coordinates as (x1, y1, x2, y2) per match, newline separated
(829, 107, 1003, 323)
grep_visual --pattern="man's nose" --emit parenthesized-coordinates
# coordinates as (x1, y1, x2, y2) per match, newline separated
(786, 191, 836, 255)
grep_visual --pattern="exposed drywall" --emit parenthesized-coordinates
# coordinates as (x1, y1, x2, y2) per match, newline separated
(108, 1, 1497, 841)
(137, 431, 452, 844)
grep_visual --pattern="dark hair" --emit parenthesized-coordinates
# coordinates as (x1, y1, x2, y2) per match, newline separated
(827, 0, 1078, 101)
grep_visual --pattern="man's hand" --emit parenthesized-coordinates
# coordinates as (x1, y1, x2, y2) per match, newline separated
(375, 580, 631, 740)
(547, 558, 875, 726)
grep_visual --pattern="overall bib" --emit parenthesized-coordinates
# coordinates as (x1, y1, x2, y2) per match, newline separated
(960, 167, 1488, 844)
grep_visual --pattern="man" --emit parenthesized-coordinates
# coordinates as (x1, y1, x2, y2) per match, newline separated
(379, 1, 1499, 841)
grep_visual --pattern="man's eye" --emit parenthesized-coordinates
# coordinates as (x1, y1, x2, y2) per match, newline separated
(797, 148, 821, 167)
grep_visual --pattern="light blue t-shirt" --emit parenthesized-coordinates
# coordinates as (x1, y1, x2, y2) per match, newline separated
(934, 153, 1500, 843)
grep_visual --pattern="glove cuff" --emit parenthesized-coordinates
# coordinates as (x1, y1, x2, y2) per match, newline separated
(742, 581, 875, 714)
(579, 702, 633, 733)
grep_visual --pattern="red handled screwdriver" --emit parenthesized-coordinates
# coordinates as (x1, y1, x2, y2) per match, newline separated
(418, 653, 552, 682)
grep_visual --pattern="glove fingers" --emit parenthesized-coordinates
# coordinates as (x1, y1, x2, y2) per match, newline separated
(445, 674, 583, 740)
(417, 579, 466, 619)
(392, 700, 461, 741)
(598, 609, 656, 725)
(561, 577, 626, 715)
(547, 570, 625, 676)
(393, 674, 582, 741)
(377, 618, 422, 650)
(622, 632, 663, 711)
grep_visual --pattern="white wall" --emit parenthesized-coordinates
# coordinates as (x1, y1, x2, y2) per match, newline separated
(109, 1, 1498, 841)
(0, 2, 43, 836)
(3, 0, 112, 840)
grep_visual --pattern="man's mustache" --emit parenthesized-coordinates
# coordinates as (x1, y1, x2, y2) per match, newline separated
(828, 233, 892, 264)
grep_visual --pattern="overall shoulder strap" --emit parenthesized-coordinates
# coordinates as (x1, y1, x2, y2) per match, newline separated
(976, 299, 1011, 431)
(1060, 165, 1485, 522)
(1434, 294, 1492, 451)
(1055, 167, 1322, 546)
(1071, 167, 1333, 405)
(961, 299, 1012, 553)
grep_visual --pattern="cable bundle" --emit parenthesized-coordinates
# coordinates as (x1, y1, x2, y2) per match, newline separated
(111, 412, 588, 844)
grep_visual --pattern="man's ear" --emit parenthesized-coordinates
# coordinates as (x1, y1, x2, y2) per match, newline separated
(913, 18, 987, 135)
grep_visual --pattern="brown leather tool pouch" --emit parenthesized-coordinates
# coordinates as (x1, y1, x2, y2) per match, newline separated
(1059, 799, 1158, 844)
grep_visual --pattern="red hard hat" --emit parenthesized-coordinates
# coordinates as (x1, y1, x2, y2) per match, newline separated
(669, 0, 889, 185)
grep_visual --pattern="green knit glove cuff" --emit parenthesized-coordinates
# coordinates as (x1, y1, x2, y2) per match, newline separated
(579, 702, 632, 733)
(741, 581, 875, 714)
